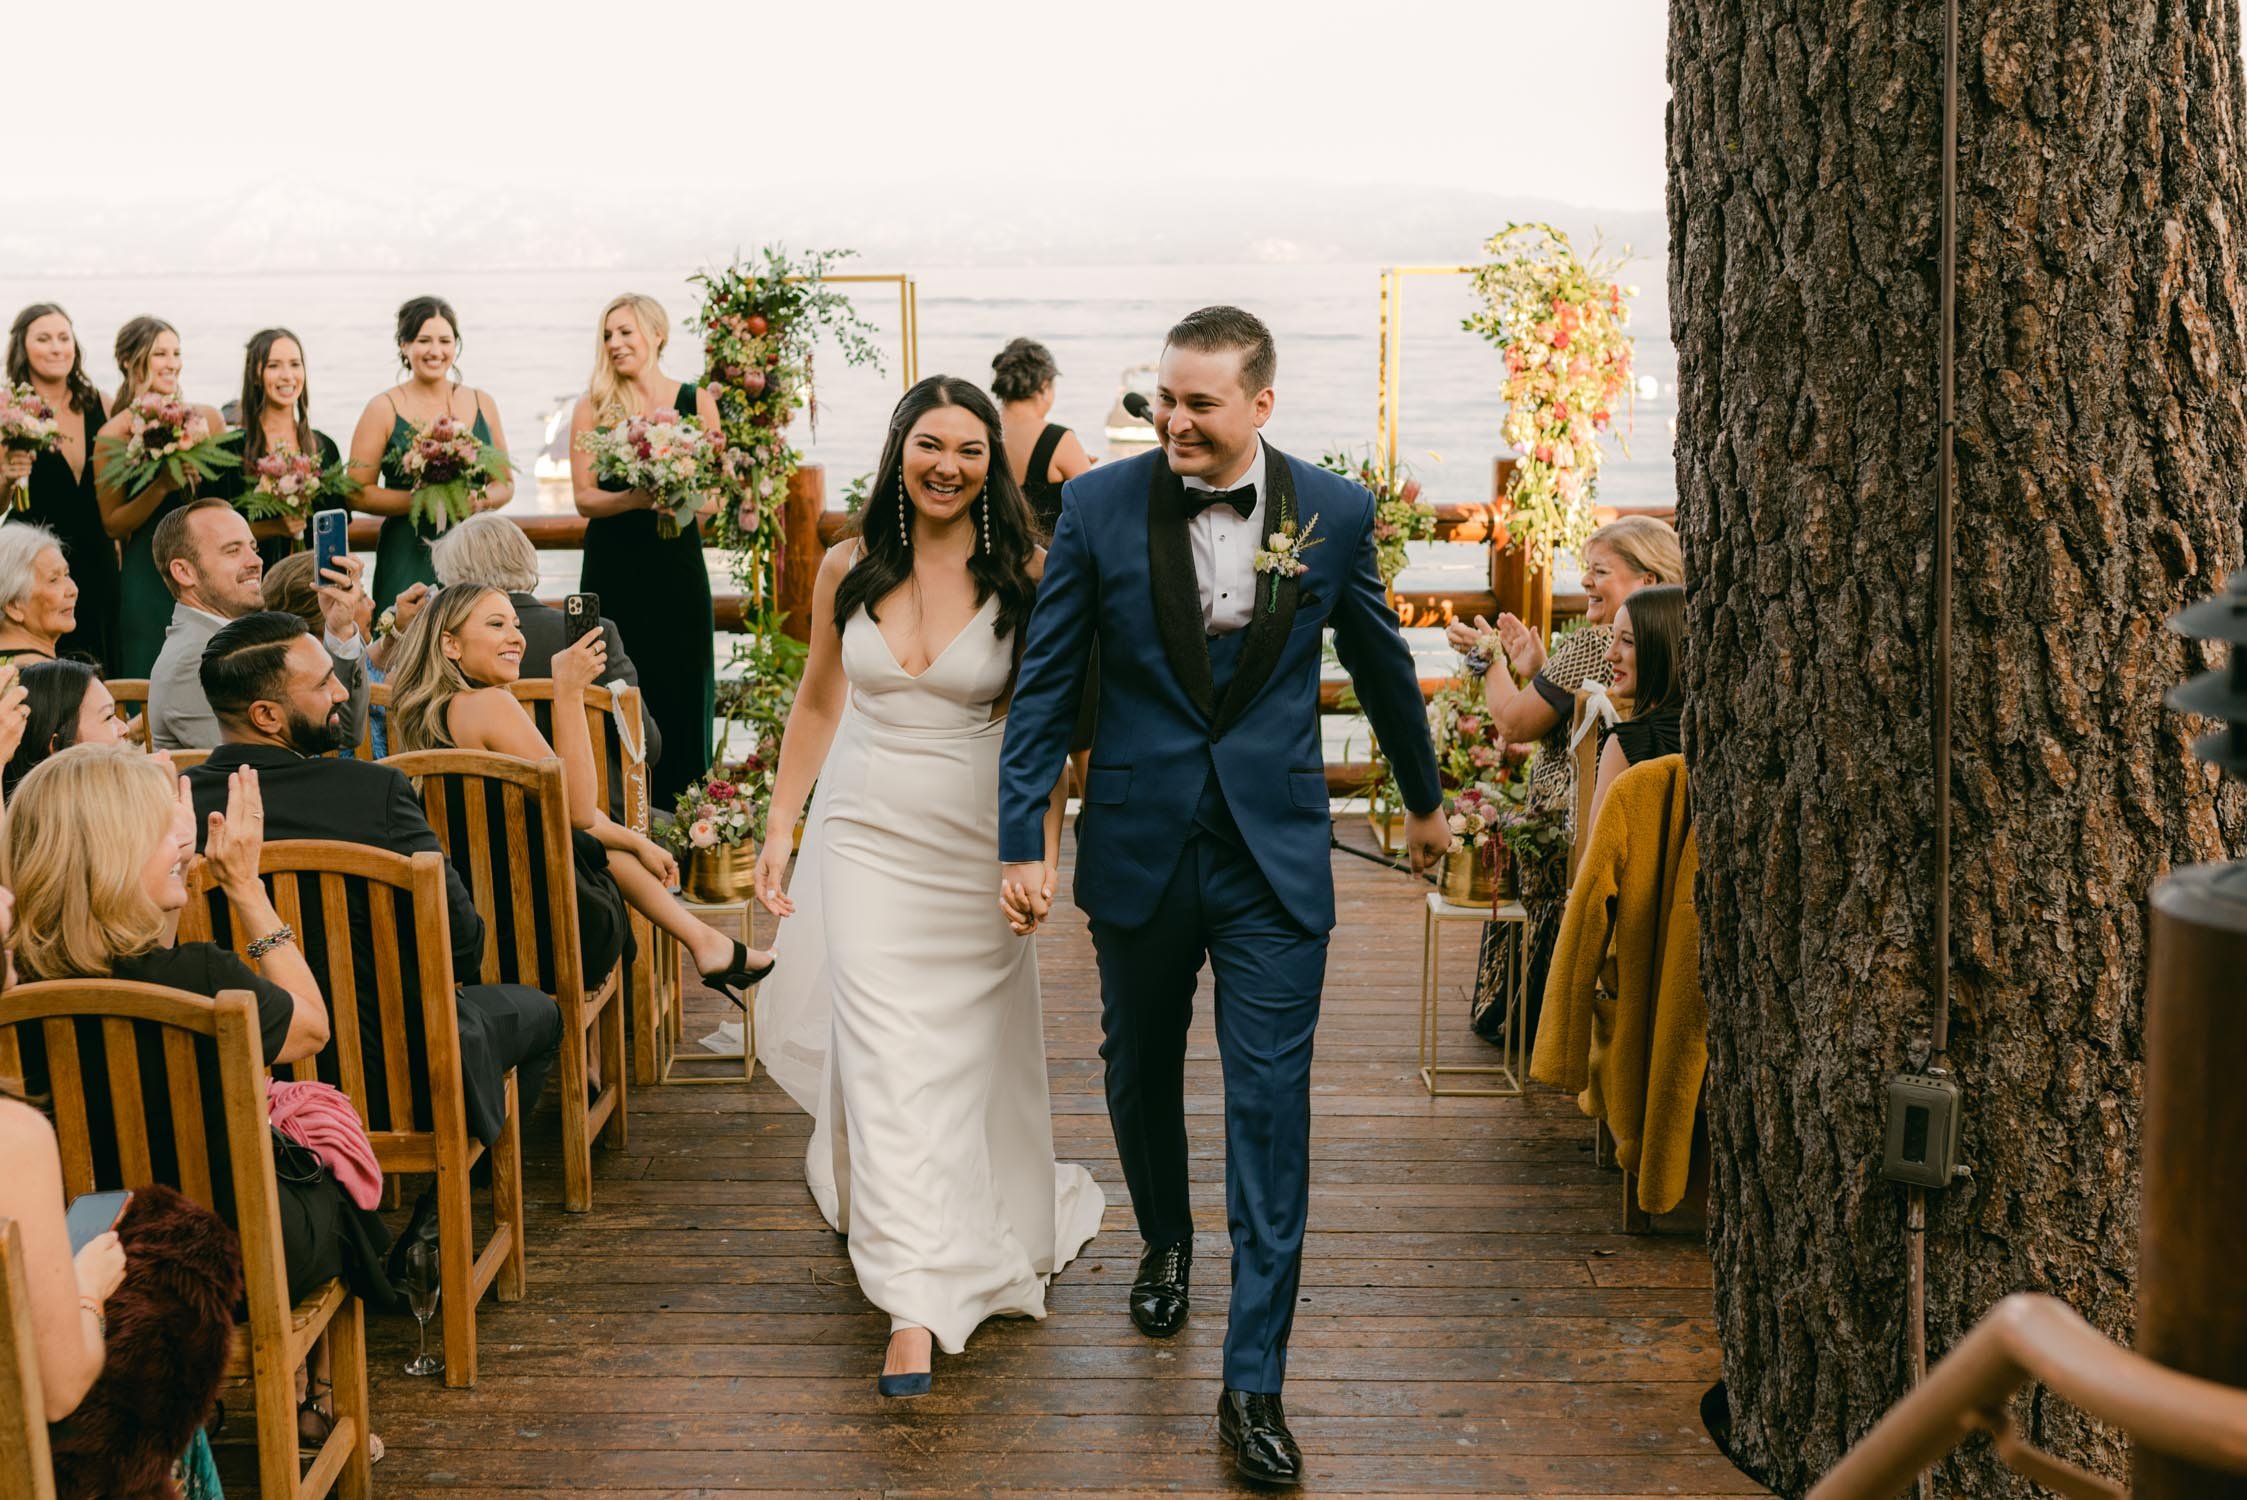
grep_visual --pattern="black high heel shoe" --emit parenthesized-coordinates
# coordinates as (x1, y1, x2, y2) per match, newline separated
(877, 1331, 933, 1398)
(703, 940, 777, 1010)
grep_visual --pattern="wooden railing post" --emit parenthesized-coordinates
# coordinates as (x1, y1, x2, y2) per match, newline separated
(2137, 862, 2247, 1498)
(778, 465, 827, 643)
(1485, 456, 1552, 638)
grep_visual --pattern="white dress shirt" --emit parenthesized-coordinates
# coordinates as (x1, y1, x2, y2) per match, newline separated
(1182, 438, 1267, 635)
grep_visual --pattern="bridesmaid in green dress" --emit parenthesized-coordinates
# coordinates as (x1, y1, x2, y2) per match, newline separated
(568, 293, 718, 806)
(210, 328, 345, 571)
(94, 317, 231, 677)
(346, 296, 514, 608)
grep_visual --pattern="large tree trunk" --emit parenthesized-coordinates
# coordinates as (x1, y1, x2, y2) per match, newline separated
(1667, 2, 2247, 1494)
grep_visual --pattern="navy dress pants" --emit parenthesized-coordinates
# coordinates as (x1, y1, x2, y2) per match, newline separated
(1089, 828, 1328, 1393)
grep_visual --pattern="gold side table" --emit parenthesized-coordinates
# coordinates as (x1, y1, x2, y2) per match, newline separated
(662, 896, 760, 1084)
(1420, 889, 1529, 1098)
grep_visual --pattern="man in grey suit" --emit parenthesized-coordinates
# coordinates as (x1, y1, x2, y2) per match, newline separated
(147, 498, 371, 751)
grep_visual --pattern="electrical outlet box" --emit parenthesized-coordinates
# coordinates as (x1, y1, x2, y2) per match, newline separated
(1881, 1072, 1963, 1188)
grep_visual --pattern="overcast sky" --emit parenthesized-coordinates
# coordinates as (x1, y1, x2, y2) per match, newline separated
(7, 0, 1673, 213)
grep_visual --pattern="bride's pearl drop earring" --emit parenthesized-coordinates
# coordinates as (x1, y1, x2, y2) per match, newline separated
(979, 492, 990, 555)
(898, 473, 910, 546)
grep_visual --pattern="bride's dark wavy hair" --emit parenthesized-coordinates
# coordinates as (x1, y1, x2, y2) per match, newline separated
(834, 375, 1041, 641)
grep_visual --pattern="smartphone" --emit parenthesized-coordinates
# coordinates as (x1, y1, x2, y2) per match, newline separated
(65, 1189, 131, 1253)
(564, 593, 602, 649)
(311, 508, 350, 587)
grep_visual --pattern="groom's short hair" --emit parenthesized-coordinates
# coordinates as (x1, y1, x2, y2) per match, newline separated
(1165, 306, 1276, 396)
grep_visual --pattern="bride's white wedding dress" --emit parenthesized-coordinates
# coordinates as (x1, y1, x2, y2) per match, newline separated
(756, 593, 1105, 1352)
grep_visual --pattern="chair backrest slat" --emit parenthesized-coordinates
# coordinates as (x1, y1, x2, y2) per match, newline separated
(461, 778, 501, 984)
(40, 1020, 94, 1195)
(316, 871, 370, 1112)
(267, 874, 317, 1083)
(364, 882, 417, 1127)
(159, 1027, 213, 1208)
(502, 783, 542, 982)
(99, 1016, 154, 1186)
(0, 1217, 57, 1500)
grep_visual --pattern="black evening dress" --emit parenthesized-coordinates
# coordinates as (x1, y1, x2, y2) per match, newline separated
(1021, 422, 1096, 751)
(15, 395, 119, 673)
(580, 381, 715, 808)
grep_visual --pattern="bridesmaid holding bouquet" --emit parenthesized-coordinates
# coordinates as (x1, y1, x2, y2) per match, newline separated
(568, 293, 718, 804)
(95, 317, 231, 677)
(347, 296, 514, 607)
(211, 328, 348, 569)
(2, 305, 118, 670)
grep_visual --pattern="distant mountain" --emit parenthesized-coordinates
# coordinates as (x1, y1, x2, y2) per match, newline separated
(4, 179, 1667, 276)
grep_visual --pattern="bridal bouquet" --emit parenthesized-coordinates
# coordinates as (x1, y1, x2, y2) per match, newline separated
(0, 383, 60, 509)
(397, 414, 510, 532)
(239, 444, 355, 525)
(101, 391, 236, 498)
(577, 408, 728, 538)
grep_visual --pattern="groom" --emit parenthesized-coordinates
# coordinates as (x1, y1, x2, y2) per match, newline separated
(999, 306, 1445, 1486)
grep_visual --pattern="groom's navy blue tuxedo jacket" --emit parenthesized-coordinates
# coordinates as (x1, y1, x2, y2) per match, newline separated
(999, 445, 1442, 933)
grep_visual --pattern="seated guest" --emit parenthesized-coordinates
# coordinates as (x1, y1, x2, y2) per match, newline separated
(9, 745, 385, 1457)
(4, 659, 125, 797)
(0, 523, 84, 667)
(261, 551, 426, 759)
(431, 512, 663, 771)
(387, 585, 771, 1002)
(186, 610, 563, 1260)
(146, 498, 370, 752)
(0, 890, 126, 1424)
(1584, 583, 1686, 841)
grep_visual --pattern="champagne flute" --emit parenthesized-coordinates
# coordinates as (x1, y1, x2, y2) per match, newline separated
(402, 1237, 442, 1376)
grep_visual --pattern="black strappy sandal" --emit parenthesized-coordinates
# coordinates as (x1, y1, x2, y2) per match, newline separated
(703, 940, 777, 1010)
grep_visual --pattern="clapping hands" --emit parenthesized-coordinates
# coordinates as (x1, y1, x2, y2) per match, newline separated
(203, 767, 266, 900)
(0, 665, 29, 769)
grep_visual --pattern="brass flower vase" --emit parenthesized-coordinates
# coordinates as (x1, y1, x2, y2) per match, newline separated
(1440, 844, 1498, 906)
(684, 842, 757, 904)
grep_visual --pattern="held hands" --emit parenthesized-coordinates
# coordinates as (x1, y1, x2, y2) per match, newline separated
(204, 767, 267, 898)
(316, 553, 366, 641)
(754, 837, 793, 918)
(552, 632, 608, 693)
(1403, 807, 1449, 875)
(1000, 861, 1056, 935)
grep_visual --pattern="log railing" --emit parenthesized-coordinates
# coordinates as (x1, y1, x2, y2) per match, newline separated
(450, 460, 1671, 795)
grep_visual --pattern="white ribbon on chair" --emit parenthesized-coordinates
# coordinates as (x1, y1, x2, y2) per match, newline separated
(603, 679, 644, 766)
(1569, 680, 1620, 751)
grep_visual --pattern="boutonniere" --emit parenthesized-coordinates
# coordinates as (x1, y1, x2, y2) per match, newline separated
(1253, 512, 1323, 613)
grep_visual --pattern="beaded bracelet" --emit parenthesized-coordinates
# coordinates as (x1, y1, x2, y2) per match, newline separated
(1463, 647, 1494, 679)
(247, 924, 297, 961)
(80, 1296, 104, 1337)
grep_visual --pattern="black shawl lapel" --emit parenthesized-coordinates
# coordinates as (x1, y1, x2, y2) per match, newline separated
(1213, 446, 1302, 737)
(1147, 455, 1216, 720)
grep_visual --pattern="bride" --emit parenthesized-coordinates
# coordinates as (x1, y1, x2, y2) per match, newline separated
(752, 375, 1104, 1396)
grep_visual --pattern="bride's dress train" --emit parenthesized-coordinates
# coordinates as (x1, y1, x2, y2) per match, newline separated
(755, 595, 1104, 1352)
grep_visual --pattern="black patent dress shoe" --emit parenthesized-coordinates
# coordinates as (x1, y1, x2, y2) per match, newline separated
(384, 1188, 439, 1287)
(1218, 1388, 1303, 1487)
(1128, 1241, 1191, 1338)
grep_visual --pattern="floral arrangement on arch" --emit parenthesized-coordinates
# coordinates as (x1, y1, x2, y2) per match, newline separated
(1464, 222, 1637, 571)
(1316, 446, 1438, 589)
(690, 246, 883, 559)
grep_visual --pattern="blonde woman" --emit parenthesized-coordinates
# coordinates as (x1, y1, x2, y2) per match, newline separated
(1441, 513, 1684, 1042)
(568, 293, 718, 806)
(346, 296, 514, 606)
(385, 584, 772, 1003)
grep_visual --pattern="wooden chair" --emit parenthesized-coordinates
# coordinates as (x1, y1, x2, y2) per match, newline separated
(106, 676, 150, 749)
(0, 981, 372, 1499)
(165, 746, 212, 771)
(0, 1217, 55, 1500)
(1566, 683, 1629, 886)
(180, 842, 526, 1387)
(383, 750, 626, 1213)
(503, 681, 683, 1087)
(354, 680, 389, 762)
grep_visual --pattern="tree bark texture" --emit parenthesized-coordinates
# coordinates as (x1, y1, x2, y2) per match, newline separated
(1668, 2, 2247, 1494)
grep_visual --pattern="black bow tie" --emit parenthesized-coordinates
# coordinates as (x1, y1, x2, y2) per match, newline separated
(1184, 483, 1256, 520)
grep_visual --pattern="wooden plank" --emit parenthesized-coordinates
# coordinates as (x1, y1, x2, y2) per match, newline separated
(99, 1017, 152, 1186)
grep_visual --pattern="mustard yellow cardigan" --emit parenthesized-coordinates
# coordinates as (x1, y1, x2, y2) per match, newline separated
(1530, 753, 1704, 1214)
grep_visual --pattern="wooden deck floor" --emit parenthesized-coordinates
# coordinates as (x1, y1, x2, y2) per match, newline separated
(338, 828, 1753, 1497)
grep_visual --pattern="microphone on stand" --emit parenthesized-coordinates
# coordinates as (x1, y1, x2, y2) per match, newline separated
(1122, 391, 1154, 424)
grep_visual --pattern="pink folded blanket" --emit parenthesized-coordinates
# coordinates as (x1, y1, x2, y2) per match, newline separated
(268, 1079, 384, 1210)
